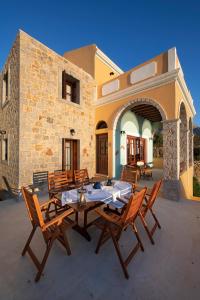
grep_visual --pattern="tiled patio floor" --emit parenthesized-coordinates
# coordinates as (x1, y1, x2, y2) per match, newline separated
(0, 172, 200, 300)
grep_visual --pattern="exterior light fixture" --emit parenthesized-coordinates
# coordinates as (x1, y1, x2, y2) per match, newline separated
(120, 130, 126, 135)
(110, 72, 114, 76)
(70, 129, 76, 136)
(0, 130, 6, 135)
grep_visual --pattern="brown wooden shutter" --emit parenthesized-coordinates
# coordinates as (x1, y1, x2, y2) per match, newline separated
(62, 71, 66, 99)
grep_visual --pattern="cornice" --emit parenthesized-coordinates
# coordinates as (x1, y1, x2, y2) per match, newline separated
(96, 69, 179, 107)
(96, 48, 124, 75)
(95, 69, 196, 118)
(177, 72, 196, 116)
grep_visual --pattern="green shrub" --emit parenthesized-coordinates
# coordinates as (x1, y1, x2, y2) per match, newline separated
(193, 177, 200, 197)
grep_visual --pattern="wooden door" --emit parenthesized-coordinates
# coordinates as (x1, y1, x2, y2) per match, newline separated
(127, 136, 145, 165)
(62, 139, 78, 176)
(96, 134, 108, 175)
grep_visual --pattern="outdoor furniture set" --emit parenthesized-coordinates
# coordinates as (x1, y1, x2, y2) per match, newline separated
(21, 166, 162, 281)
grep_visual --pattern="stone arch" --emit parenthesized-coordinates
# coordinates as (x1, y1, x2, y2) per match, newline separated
(112, 98, 166, 177)
(112, 98, 167, 131)
(189, 117, 193, 166)
(179, 102, 188, 172)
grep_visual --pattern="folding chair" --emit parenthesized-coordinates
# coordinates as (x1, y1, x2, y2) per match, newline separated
(21, 187, 75, 282)
(104, 166, 139, 214)
(74, 168, 90, 187)
(120, 166, 139, 192)
(48, 171, 75, 199)
(94, 188, 147, 279)
(139, 179, 162, 244)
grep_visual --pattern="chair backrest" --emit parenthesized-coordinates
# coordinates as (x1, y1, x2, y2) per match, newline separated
(120, 166, 138, 184)
(48, 171, 69, 192)
(33, 171, 48, 186)
(147, 179, 162, 209)
(22, 187, 44, 228)
(122, 188, 147, 225)
(74, 169, 89, 185)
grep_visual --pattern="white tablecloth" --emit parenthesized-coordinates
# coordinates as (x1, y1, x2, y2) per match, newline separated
(61, 181, 132, 208)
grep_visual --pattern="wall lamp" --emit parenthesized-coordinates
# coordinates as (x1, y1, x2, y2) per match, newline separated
(70, 128, 76, 136)
(0, 130, 6, 136)
(120, 130, 126, 135)
(110, 72, 115, 76)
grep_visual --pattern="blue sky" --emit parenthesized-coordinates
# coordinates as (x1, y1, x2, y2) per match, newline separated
(0, 0, 199, 124)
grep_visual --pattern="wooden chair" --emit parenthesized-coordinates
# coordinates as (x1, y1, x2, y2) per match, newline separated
(104, 166, 139, 214)
(94, 188, 147, 279)
(21, 187, 75, 282)
(120, 166, 139, 191)
(48, 171, 74, 199)
(33, 171, 48, 189)
(139, 179, 162, 244)
(74, 168, 90, 187)
(2, 176, 22, 201)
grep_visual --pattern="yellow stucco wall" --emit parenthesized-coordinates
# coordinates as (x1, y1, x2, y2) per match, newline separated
(96, 82, 176, 128)
(180, 166, 194, 199)
(63, 44, 96, 78)
(64, 44, 122, 85)
(175, 81, 194, 120)
(95, 56, 120, 85)
(97, 52, 168, 98)
(95, 83, 176, 177)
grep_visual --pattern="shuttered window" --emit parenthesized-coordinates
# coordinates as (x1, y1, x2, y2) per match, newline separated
(62, 71, 80, 104)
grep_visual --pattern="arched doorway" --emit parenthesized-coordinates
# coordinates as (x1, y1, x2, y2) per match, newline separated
(112, 98, 166, 178)
(96, 120, 108, 175)
(179, 102, 188, 173)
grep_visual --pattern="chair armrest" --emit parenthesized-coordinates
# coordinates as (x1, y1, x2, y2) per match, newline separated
(95, 208, 120, 226)
(135, 186, 151, 195)
(40, 198, 59, 210)
(43, 208, 74, 230)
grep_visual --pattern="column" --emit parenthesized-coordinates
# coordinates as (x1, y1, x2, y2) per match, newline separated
(162, 119, 181, 200)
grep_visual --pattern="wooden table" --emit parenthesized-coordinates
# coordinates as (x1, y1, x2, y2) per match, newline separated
(59, 181, 132, 241)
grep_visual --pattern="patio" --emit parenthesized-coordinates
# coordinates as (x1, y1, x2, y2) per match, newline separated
(0, 172, 200, 300)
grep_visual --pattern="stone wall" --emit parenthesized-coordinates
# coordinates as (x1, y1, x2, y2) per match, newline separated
(194, 161, 200, 180)
(0, 34, 20, 189)
(19, 31, 96, 186)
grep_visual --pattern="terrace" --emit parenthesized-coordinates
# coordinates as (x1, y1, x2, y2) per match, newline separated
(0, 171, 200, 300)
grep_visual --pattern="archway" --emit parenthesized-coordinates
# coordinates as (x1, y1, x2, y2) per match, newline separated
(179, 102, 188, 173)
(112, 98, 166, 178)
(189, 118, 193, 166)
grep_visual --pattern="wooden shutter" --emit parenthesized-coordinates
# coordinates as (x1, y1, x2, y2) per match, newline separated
(62, 71, 66, 99)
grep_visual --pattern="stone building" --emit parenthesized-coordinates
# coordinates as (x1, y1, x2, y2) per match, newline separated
(0, 30, 196, 200)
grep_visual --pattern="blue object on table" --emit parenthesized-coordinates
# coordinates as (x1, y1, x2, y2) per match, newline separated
(93, 182, 102, 189)
(106, 178, 112, 186)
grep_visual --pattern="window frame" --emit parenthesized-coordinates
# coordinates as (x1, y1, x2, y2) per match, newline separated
(62, 71, 80, 104)
(1, 137, 8, 163)
(2, 68, 9, 108)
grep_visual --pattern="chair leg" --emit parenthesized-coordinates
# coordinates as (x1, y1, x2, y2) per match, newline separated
(95, 223, 107, 254)
(150, 208, 161, 229)
(59, 225, 71, 256)
(35, 238, 54, 282)
(139, 213, 155, 245)
(22, 226, 37, 256)
(132, 223, 144, 252)
(109, 226, 129, 279)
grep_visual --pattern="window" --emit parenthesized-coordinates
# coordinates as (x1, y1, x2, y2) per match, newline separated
(96, 121, 108, 130)
(2, 71, 8, 106)
(2, 138, 8, 161)
(62, 71, 80, 104)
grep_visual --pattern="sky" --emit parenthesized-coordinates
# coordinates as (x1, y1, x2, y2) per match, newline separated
(0, 0, 199, 124)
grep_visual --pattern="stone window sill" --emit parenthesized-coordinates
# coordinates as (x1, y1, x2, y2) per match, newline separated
(1, 99, 9, 109)
(57, 98, 83, 110)
(1, 160, 9, 165)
